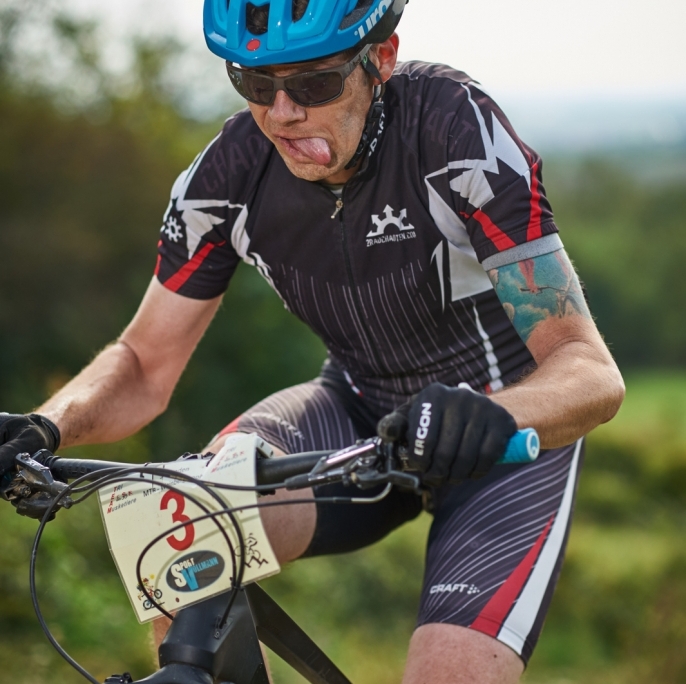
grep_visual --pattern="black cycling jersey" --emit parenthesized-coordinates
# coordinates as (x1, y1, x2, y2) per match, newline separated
(155, 61, 563, 415)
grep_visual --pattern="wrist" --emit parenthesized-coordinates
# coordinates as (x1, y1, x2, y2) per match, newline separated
(28, 413, 61, 452)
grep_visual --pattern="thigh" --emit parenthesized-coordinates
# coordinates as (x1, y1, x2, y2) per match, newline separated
(215, 377, 360, 454)
(418, 440, 584, 666)
(214, 377, 423, 559)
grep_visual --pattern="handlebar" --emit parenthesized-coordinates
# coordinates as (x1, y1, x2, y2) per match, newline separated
(0, 427, 541, 524)
(41, 450, 331, 485)
(38, 427, 539, 487)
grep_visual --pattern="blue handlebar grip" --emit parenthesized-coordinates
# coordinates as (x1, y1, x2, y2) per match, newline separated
(499, 428, 540, 464)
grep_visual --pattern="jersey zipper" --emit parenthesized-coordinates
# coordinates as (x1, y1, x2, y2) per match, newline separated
(336, 189, 385, 374)
(331, 199, 343, 219)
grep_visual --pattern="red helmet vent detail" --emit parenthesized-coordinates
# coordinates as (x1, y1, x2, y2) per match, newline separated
(247, 38, 261, 51)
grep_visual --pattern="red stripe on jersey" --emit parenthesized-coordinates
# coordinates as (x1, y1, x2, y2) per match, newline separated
(470, 515, 554, 637)
(154, 240, 163, 277)
(162, 241, 226, 293)
(472, 209, 516, 252)
(527, 162, 543, 241)
(219, 416, 242, 437)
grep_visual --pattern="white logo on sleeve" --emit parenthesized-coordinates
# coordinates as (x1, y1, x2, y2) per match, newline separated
(414, 402, 432, 456)
(163, 216, 184, 243)
(366, 204, 416, 247)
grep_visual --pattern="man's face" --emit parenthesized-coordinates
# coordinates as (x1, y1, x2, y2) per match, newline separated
(246, 51, 376, 185)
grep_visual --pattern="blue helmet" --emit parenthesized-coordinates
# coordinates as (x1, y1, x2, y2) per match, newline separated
(204, 0, 407, 67)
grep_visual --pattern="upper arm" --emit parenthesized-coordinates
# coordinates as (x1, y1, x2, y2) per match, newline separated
(119, 278, 223, 397)
(487, 249, 601, 363)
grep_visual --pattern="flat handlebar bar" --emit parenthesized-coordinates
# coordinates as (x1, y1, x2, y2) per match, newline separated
(45, 450, 332, 485)
(42, 426, 539, 488)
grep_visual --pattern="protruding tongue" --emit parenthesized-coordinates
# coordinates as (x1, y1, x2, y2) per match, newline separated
(289, 137, 331, 165)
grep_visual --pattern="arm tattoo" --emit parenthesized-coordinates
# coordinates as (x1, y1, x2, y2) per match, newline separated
(487, 250, 591, 344)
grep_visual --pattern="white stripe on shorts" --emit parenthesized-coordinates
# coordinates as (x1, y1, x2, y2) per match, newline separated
(496, 438, 583, 652)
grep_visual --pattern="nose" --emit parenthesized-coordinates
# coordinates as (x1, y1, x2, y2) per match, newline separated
(268, 89, 307, 125)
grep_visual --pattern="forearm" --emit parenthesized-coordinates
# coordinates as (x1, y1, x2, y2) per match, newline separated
(491, 337, 625, 448)
(487, 249, 625, 448)
(36, 341, 169, 448)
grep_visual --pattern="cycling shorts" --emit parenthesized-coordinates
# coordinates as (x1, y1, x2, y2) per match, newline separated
(217, 363, 583, 664)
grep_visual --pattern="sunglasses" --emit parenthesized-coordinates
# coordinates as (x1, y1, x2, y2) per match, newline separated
(225, 45, 372, 107)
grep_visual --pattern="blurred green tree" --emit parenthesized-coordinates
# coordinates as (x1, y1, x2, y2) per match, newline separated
(546, 157, 686, 368)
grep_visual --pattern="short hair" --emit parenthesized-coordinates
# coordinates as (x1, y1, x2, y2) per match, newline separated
(246, 0, 311, 35)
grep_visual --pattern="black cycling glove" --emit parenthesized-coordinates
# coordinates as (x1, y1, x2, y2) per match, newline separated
(0, 413, 61, 479)
(377, 383, 517, 487)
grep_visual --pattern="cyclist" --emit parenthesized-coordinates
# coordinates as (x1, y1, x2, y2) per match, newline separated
(0, 1, 625, 681)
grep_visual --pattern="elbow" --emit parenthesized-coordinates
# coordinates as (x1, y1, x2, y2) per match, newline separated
(600, 363, 626, 425)
(116, 339, 176, 422)
(148, 382, 175, 420)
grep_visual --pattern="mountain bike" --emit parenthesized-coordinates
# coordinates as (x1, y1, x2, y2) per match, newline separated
(1, 429, 539, 684)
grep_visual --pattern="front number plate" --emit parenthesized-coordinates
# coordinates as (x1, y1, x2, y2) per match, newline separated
(99, 433, 280, 623)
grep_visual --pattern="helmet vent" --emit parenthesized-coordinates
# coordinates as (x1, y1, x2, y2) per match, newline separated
(245, 0, 310, 35)
(339, 0, 374, 30)
(246, 2, 269, 35)
(292, 0, 310, 22)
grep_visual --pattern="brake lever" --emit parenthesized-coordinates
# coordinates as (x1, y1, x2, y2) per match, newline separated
(284, 466, 354, 490)
(0, 451, 74, 513)
(285, 438, 421, 493)
(386, 471, 422, 492)
(310, 439, 380, 476)
(349, 444, 422, 493)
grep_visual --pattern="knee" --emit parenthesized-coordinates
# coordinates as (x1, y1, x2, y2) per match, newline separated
(403, 624, 524, 684)
(203, 432, 312, 563)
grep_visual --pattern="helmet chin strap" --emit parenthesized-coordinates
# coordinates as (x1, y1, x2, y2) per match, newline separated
(344, 55, 386, 171)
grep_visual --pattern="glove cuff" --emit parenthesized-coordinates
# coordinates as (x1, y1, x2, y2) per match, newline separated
(28, 414, 61, 452)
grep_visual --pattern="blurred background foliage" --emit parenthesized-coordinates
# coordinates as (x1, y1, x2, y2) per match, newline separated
(1, 6, 686, 684)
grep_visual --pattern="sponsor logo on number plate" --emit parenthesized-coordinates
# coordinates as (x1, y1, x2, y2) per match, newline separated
(166, 550, 225, 592)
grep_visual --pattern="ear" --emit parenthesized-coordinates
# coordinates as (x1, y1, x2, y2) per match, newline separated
(371, 32, 399, 84)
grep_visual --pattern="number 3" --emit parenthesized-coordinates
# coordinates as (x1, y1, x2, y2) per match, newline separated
(160, 490, 195, 551)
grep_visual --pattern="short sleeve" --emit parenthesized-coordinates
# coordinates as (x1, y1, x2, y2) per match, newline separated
(154, 134, 244, 300)
(426, 80, 561, 268)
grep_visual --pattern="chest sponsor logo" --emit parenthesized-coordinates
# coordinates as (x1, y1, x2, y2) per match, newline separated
(366, 204, 416, 247)
(166, 550, 225, 592)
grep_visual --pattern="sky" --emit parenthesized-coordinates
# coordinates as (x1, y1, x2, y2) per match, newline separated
(59, 0, 686, 150)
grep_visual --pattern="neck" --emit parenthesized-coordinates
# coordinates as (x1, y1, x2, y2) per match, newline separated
(321, 160, 362, 185)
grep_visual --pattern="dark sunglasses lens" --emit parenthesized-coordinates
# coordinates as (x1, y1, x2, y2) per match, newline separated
(242, 73, 276, 105)
(286, 72, 344, 106)
(227, 68, 274, 105)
